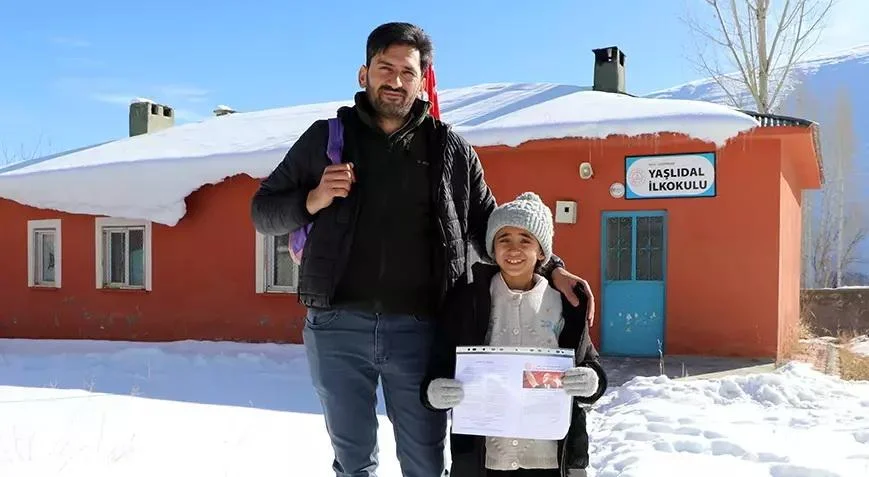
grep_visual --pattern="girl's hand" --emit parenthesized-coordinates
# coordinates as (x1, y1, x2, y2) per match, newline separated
(427, 378, 464, 409)
(562, 367, 599, 398)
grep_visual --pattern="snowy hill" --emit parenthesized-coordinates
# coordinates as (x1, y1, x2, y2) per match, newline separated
(646, 44, 869, 277)
(645, 44, 869, 115)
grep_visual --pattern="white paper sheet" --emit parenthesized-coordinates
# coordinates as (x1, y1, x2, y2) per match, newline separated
(450, 346, 575, 440)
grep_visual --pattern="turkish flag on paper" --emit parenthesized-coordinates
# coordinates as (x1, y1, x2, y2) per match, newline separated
(424, 65, 441, 120)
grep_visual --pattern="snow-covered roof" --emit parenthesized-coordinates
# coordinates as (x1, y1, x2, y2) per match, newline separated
(0, 82, 759, 226)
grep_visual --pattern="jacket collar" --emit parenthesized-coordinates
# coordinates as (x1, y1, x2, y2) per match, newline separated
(471, 262, 501, 283)
(469, 261, 588, 349)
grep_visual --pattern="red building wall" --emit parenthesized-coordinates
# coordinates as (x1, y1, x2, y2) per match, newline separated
(776, 130, 816, 360)
(0, 128, 818, 359)
(0, 174, 307, 343)
(474, 132, 800, 358)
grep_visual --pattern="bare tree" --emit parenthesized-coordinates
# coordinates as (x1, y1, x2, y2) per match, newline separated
(683, 0, 835, 113)
(790, 80, 820, 285)
(683, 0, 864, 286)
(829, 87, 859, 286)
(0, 135, 51, 167)
(788, 82, 866, 287)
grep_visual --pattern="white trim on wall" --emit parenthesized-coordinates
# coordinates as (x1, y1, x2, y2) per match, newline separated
(254, 230, 299, 294)
(26, 219, 62, 288)
(255, 231, 266, 294)
(94, 217, 153, 291)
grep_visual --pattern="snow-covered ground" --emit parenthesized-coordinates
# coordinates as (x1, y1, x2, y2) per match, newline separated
(0, 339, 867, 477)
(802, 334, 869, 359)
(851, 336, 869, 357)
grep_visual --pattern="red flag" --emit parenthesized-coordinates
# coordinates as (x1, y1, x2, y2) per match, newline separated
(424, 65, 441, 120)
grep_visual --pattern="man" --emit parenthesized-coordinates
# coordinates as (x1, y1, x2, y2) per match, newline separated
(250, 22, 594, 477)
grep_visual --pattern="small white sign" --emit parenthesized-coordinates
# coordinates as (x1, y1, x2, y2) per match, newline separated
(625, 152, 716, 199)
(609, 182, 625, 198)
(554, 200, 577, 224)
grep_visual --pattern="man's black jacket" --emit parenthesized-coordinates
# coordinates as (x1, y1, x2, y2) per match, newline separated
(421, 262, 607, 477)
(250, 93, 564, 314)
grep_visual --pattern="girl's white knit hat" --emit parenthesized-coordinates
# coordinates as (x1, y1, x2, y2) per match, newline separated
(485, 192, 554, 264)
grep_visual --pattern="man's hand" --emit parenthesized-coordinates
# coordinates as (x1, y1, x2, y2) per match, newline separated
(306, 163, 355, 215)
(551, 268, 595, 327)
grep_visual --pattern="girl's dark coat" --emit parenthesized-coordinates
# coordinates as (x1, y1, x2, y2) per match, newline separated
(422, 263, 608, 477)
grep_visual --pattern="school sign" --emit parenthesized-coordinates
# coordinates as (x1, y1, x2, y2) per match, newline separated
(624, 152, 716, 199)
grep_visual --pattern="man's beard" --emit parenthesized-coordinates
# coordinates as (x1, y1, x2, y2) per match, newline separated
(366, 83, 415, 120)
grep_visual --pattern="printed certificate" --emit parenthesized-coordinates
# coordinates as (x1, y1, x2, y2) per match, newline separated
(450, 346, 575, 440)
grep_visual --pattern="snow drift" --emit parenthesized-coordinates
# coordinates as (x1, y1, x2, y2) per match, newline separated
(0, 339, 867, 476)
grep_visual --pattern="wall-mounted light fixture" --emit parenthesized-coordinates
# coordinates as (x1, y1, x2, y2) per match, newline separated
(579, 162, 594, 179)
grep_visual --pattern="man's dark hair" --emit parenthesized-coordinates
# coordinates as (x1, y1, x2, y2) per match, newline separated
(366, 22, 433, 73)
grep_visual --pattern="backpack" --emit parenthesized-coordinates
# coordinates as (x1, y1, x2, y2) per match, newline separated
(289, 117, 344, 265)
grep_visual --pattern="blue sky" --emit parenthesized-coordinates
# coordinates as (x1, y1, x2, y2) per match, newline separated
(1, 0, 867, 159)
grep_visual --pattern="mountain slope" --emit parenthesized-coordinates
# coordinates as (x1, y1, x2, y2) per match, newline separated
(646, 45, 869, 281)
(646, 45, 869, 113)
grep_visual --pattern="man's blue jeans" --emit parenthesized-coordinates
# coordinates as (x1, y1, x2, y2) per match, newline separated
(303, 308, 447, 477)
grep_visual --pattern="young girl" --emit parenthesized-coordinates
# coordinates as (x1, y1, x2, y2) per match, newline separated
(422, 192, 608, 477)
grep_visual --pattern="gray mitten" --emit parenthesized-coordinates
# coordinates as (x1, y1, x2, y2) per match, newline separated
(562, 366, 599, 398)
(427, 378, 464, 409)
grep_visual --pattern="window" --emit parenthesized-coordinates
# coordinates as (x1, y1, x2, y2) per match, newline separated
(604, 214, 665, 282)
(635, 216, 664, 281)
(604, 216, 633, 281)
(95, 218, 152, 290)
(27, 219, 61, 288)
(255, 231, 299, 293)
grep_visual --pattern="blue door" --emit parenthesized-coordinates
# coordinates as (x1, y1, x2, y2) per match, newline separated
(600, 211, 667, 357)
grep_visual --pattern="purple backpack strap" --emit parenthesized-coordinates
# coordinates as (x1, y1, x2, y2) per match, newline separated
(290, 117, 343, 263)
(327, 117, 344, 164)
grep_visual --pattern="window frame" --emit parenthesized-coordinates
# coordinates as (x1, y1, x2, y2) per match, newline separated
(27, 219, 62, 288)
(94, 217, 152, 291)
(602, 212, 667, 284)
(254, 231, 299, 294)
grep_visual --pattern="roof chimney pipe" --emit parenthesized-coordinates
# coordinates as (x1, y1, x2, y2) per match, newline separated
(592, 46, 626, 94)
(213, 105, 237, 117)
(129, 98, 174, 137)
